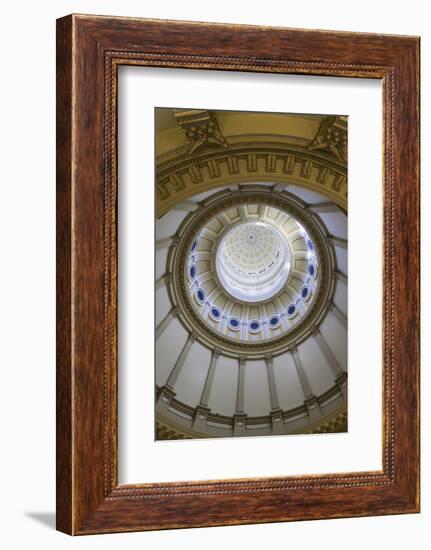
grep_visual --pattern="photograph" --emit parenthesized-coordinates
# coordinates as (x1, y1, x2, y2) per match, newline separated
(155, 108, 348, 440)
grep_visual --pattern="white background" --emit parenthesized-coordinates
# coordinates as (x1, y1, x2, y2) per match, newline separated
(119, 67, 382, 483)
(0, 1, 428, 548)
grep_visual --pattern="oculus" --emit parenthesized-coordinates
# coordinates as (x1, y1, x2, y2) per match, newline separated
(215, 221, 291, 303)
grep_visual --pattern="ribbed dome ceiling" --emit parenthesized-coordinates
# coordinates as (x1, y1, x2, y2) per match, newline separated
(222, 221, 284, 276)
(156, 182, 347, 439)
(217, 221, 290, 302)
(183, 196, 321, 346)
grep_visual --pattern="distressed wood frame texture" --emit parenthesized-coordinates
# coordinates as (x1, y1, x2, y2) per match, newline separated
(56, 14, 420, 535)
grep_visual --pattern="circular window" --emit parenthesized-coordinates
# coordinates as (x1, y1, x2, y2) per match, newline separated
(195, 288, 206, 305)
(209, 306, 222, 322)
(248, 319, 262, 333)
(301, 286, 311, 302)
(268, 315, 281, 329)
(228, 317, 241, 331)
(287, 303, 297, 318)
(308, 263, 317, 279)
(191, 237, 199, 252)
(188, 264, 197, 281)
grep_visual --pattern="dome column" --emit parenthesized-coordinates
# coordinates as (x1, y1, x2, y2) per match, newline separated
(155, 307, 177, 340)
(329, 235, 347, 249)
(155, 272, 171, 291)
(304, 395, 322, 423)
(312, 327, 344, 377)
(335, 270, 347, 284)
(236, 356, 246, 413)
(199, 349, 220, 407)
(330, 302, 347, 327)
(291, 346, 313, 398)
(335, 371, 348, 400)
(192, 348, 219, 432)
(166, 333, 195, 390)
(291, 346, 322, 423)
(265, 354, 284, 434)
(233, 356, 247, 436)
(156, 235, 177, 251)
(265, 354, 280, 411)
(155, 385, 176, 416)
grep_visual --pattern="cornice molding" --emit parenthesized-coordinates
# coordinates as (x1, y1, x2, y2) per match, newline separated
(156, 140, 347, 216)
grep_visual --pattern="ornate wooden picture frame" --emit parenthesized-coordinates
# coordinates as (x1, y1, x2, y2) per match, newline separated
(56, 14, 420, 535)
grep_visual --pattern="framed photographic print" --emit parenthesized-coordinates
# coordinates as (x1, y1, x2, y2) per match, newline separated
(153, 106, 348, 442)
(56, 14, 420, 534)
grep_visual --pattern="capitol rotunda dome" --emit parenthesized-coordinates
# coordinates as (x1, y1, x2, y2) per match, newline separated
(155, 108, 348, 440)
